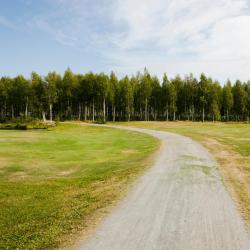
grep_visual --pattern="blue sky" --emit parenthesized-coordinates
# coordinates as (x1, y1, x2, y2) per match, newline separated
(1, 0, 250, 82)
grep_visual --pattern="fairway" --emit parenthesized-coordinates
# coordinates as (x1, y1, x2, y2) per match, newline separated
(113, 121, 250, 228)
(0, 124, 158, 249)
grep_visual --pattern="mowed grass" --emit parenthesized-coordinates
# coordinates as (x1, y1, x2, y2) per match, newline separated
(113, 121, 250, 228)
(0, 123, 158, 249)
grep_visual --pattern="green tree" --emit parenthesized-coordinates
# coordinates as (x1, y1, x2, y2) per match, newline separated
(119, 76, 134, 121)
(141, 68, 152, 121)
(97, 73, 109, 122)
(62, 68, 76, 119)
(199, 73, 209, 122)
(1, 70, 250, 122)
(246, 81, 250, 121)
(162, 74, 171, 121)
(85, 72, 98, 121)
(8, 75, 30, 119)
(233, 80, 248, 120)
(171, 75, 181, 120)
(0, 78, 7, 121)
(108, 72, 118, 121)
(0, 77, 12, 120)
(222, 81, 233, 121)
(31, 72, 48, 121)
(208, 81, 221, 121)
(150, 76, 161, 120)
(184, 74, 198, 121)
(45, 72, 60, 121)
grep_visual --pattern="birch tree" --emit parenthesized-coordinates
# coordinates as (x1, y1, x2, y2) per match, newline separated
(45, 72, 60, 121)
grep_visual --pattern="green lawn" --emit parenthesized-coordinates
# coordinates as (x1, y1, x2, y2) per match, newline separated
(113, 121, 250, 228)
(0, 123, 158, 249)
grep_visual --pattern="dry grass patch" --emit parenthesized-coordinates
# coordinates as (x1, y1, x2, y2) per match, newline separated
(203, 138, 250, 229)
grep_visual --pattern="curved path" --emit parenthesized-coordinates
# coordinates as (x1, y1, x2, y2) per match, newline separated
(77, 125, 250, 250)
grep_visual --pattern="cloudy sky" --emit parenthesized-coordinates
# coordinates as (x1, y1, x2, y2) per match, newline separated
(1, 0, 250, 82)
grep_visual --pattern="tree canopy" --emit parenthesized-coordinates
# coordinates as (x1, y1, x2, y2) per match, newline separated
(0, 70, 250, 122)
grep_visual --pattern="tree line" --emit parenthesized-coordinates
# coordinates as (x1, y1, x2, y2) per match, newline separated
(0, 68, 250, 122)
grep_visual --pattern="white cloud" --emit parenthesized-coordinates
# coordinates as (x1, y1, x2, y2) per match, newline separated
(30, 0, 112, 49)
(28, 0, 250, 81)
(110, 0, 247, 49)
(105, 0, 250, 81)
(198, 15, 250, 59)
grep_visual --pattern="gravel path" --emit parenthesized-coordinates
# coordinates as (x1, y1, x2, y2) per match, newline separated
(77, 125, 250, 250)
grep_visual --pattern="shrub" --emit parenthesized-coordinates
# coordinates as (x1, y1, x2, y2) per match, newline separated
(95, 116, 106, 124)
(0, 123, 27, 130)
(0, 120, 56, 130)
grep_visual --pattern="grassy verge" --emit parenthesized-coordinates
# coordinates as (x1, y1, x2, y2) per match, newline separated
(0, 123, 158, 249)
(112, 121, 250, 229)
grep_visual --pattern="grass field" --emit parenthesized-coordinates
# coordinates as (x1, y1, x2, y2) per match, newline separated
(113, 121, 250, 228)
(0, 123, 158, 249)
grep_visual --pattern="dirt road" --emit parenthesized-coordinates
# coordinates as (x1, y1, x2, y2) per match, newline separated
(77, 125, 250, 250)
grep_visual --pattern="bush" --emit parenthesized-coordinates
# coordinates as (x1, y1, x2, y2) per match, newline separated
(0, 123, 27, 130)
(0, 120, 56, 130)
(15, 124, 27, 130)
(27, 120, 56, 129)
(95, 116, 106, 124)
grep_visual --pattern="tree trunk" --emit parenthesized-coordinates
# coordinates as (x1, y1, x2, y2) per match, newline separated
(0, 106, 2, 121)
(226, 109, 229, 122)
(77, 103, 80, 120)
(173, 111, 176, 121)
(184, 102, 187, 120)
(145, 97, 148, 121)
(42, 111, 46, 122)
(50, 104, 53, 121)
(67, 99, 70, 119)
(11, 105, 14, 119)
(103, 98, 106, 122)
(202, 104, 205, 122)
(25, 102, 28, 119)
(166, 107, 169, 121)
(2, 101, 6, 121)
(84, 105, 87, 121)
(92, 99, 95, 121)
(127, 105, 131, 122)
(113, 104, 116, 122)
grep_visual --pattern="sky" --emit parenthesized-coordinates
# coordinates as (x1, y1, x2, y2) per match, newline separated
(1, 0, 250, 82)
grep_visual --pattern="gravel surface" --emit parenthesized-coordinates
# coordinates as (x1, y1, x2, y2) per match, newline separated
(77, 125, 250, 250)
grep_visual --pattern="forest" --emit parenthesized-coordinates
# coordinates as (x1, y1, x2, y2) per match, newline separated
(0, 68, 250, 122)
